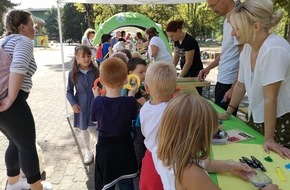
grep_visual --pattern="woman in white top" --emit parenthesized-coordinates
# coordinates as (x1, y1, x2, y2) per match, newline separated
(220, 0, 290, 159)
(145, 27, 172, 64)
(82, 28, 97, 62)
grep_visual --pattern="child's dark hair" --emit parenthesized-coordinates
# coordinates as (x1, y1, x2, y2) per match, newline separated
(71, 45, 99, 84)
(127, 57, 147, 72)
(118, 48, 132, 59)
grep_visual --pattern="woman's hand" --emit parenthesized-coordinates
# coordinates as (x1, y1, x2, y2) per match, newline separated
(0, 96, 14, 112)
(72, 104, 80, 113)
(264, 139, 290, 159)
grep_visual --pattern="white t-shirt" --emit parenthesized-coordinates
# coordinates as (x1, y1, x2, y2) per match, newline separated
(112, 41, 125, 51)
(140, 101, 167, 152)
(239, 34, 290, 123)
(218, 19, 239, 84)
(148, 36, 172, 64)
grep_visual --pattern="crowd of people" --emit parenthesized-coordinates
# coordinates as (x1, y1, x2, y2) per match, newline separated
(0, 0, 289, 190)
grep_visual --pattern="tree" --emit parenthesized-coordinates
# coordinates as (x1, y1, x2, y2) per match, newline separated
(44, 8, 59, 41)
(0, 0, 17, 35)
(62, 4, 86, 43)
(274, 0, 290, 42)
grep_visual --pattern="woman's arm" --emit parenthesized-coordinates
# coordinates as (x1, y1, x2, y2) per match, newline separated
(172, 48, 180, 67)
(0, 73, 25, 112)
(219, 81, 246, 120)
(150, 44, 159, 61)
(263, 82, 290, 158)
(178, 49, 194, 77)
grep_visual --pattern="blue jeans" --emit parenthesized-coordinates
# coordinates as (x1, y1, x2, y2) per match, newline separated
(107, 178, 134, 190)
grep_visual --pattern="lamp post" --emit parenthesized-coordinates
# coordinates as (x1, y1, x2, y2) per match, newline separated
(80, 22, 84, 35)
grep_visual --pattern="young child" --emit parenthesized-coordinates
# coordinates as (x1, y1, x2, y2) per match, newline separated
(90, 57, 138, 190)
(139, 62, 177, 190)
(157, 92, 279, 190)
(66, 45, 99, 165)
(123, 57, 148, 170)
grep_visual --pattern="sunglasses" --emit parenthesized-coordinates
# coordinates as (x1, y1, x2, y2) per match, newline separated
(235, 0, 254, 16)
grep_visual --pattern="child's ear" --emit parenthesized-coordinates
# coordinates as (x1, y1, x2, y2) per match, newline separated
(129, 71, 133, 74)
(145, 84, 150, 93)
(123, 78, 128, 85)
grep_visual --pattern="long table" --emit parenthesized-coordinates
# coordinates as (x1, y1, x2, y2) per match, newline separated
(210, 103, 290, 190)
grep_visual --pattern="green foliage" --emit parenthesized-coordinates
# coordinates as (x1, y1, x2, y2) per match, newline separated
(62, 4, 86, 43)
(0, 0, 17, 36)
(44, 8, 59, 40)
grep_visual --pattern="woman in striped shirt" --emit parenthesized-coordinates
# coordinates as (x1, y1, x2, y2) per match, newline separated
(0, 9, 51, 190)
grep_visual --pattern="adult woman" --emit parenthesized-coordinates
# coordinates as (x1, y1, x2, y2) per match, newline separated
(166, 20, 204, 94)
(0, 10, 51, 189)
(221, 0, 290, 159)
(82, 28, 97, 63)
(145, 27, 172, 64)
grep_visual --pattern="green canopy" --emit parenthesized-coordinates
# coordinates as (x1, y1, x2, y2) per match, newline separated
(93, 12, 171, 53)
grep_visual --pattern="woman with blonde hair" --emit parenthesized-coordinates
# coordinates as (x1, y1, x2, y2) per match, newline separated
(157, 92, 278, 190)
(82, 28, 97, 63)
(220, 0, 290, 159)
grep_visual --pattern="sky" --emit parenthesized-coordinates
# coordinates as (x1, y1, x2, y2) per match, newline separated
(11, 0, 57, 9)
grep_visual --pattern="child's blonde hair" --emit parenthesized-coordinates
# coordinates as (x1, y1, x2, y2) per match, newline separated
(145, 62, 176, 101)
(157, 92, 218, 187)
(100, 57, 128, 88)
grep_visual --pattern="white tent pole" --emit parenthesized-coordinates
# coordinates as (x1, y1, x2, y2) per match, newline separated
(57, 0, 69, 118)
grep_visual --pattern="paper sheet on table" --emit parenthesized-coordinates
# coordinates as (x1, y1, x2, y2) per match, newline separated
(212, 143, 290, 190)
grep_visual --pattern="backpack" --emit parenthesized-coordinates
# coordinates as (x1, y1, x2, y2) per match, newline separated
(0, 37, 13, 100)
(96, 44, 103, 59)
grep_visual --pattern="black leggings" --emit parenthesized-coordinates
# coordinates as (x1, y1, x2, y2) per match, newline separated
(0, 90, 41, 184)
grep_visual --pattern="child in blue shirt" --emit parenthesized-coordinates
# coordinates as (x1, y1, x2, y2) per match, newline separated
(91, 57, 138, 190)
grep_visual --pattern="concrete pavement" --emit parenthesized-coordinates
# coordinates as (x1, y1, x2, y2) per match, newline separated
(1, 44, 245, 190)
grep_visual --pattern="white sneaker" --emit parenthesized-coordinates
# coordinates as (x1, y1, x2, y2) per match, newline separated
(6, 177, 30, 190)
(84, 152, 93, 165)
(41, 181, 52, 190)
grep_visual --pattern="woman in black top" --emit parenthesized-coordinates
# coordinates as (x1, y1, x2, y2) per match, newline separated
(166, 20, 203, 94)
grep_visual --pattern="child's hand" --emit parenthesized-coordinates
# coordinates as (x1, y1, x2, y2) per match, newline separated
(128, 85, 139, 97)
(218, 112, 230, 120)
(72, 104, 81, 113)
(228, 161, 253, 180)
(92, 87, 99, 97)
(261, 183, 279, 190)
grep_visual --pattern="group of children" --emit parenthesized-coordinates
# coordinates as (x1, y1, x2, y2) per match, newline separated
(66, 44, 275, 190)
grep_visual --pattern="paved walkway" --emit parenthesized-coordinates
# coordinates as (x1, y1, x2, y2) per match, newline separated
(0, 44, 247, 190)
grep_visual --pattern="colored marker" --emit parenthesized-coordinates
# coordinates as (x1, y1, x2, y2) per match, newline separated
(275, 167, 286, 181)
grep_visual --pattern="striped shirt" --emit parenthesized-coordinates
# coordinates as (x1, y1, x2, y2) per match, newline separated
(0, 34, 37, 93)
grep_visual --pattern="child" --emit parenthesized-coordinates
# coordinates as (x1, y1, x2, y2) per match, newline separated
(157, 92, 279, 190)
(66, 45, 99, 165)
(123, 57, 148, 170)
(139, 62, 177, 190)
(90, 57, 138, 190)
